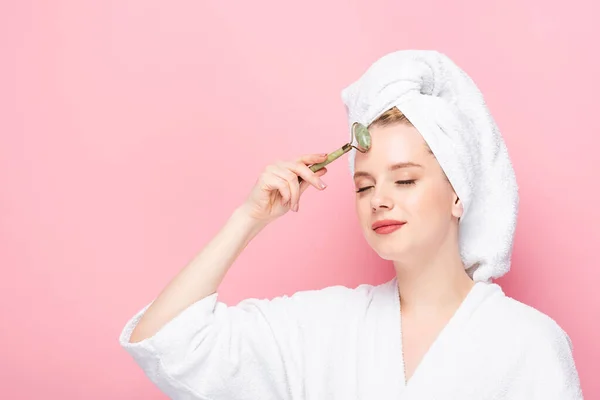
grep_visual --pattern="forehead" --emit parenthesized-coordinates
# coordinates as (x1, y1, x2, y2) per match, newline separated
(354, 123, 430, 167)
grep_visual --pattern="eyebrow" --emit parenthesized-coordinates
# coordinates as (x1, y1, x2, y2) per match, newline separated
(353, 162, 423, 179)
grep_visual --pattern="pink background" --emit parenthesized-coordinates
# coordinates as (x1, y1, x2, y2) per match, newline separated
(1, 1, 598, 398)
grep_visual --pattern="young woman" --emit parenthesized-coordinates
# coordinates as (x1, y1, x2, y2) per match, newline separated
(119, 50, 583, 399)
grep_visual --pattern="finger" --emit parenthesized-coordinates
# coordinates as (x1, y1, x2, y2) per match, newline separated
(299, 167, 327, 195)
(296, 153, 329, 166)
(270, 165, 300, 211)
(285, 160, 328, 192)
(261, 171, 291, 206)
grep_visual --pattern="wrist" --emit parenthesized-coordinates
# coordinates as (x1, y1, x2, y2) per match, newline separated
(230, 206, 269, 238)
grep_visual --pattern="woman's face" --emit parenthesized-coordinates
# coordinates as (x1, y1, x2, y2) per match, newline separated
(353, 122, 463, 261)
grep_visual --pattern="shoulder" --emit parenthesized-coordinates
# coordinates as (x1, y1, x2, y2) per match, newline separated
(279, 278, 393, 310)
(481, 285, 574, 355)
(481, 286, 583, 397)
(239, 278, 395, 323)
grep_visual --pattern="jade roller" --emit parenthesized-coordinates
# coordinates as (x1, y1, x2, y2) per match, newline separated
(298, 122, 372, 183)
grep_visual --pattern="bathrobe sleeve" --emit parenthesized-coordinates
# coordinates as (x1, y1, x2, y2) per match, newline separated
(118, 287, 352, 400)
(528, 325, 584, 399)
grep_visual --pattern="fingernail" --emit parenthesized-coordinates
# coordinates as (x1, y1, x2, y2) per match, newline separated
(293, 204, 299, 212)
(319, 180, 327, 189)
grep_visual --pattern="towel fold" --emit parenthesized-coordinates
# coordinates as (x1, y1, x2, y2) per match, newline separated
(341, 50, 519, 282)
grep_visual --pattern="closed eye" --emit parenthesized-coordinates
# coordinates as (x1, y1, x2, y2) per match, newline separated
(355, 180, 416, 193)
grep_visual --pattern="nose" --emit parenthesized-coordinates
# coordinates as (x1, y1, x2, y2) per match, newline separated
(370, 186, 394, 212)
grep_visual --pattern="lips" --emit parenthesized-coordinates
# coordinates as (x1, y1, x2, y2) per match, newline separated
(372, 219, 406, 234)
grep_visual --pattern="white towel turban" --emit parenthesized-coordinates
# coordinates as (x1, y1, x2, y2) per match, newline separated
(341, 50, 519, 283)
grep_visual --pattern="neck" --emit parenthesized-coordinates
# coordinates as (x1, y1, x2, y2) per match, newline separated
(393, 237, 474, 318)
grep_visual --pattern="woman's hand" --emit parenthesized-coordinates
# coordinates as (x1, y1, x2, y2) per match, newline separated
(240, 153, 329, 225)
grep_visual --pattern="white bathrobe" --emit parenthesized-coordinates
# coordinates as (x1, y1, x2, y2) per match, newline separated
(119, 278, 583, 399)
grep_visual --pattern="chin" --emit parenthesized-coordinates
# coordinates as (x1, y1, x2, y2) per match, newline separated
(376, 249, 406, 261)
(368, 238, 408, 261)
(362, 227, 412, 259)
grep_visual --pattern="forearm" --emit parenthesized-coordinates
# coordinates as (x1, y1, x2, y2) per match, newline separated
(129, 206, 266, 343)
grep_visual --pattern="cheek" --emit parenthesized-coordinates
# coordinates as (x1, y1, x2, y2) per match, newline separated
(356, 196, 379, 237)
(355, 196, 370, 222)
(404, 182, 451, 218)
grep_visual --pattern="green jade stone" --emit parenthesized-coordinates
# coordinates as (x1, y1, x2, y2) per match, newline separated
(308, 122, 371, 173)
